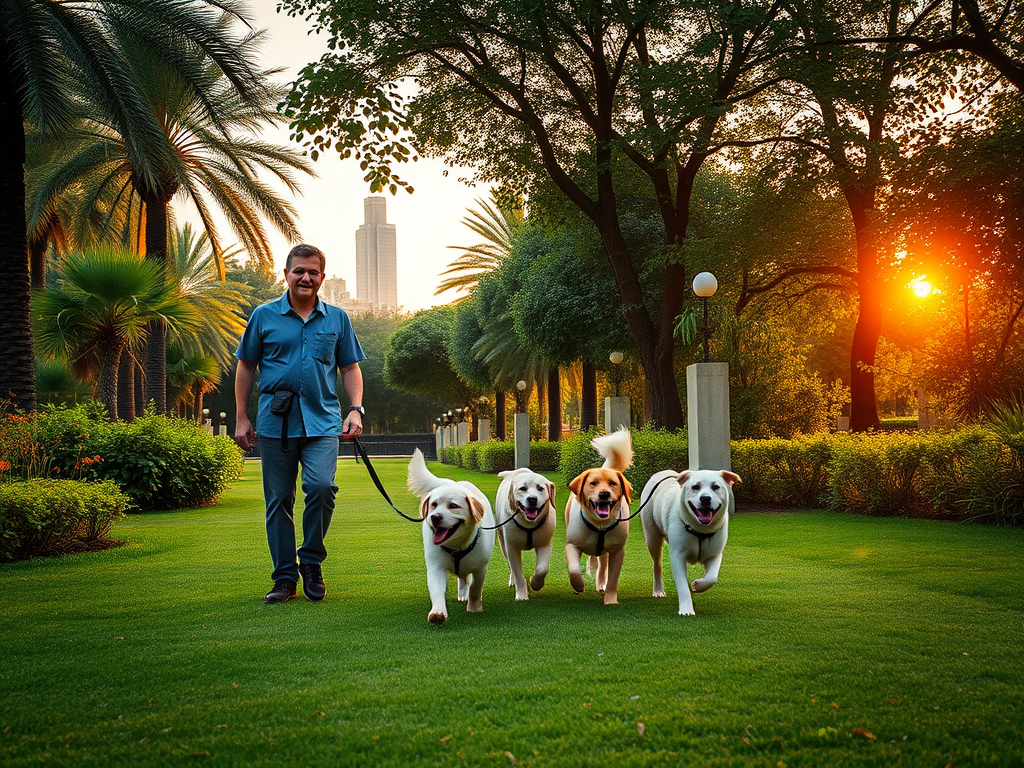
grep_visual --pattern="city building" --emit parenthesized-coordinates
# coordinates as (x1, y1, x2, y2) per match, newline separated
(355, 196, 398, 309)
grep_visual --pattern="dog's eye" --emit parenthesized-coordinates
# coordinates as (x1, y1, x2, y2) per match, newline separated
(711, 483, 720, 491)
(691, 483, 701, 491)
(431, 501, 438, 508)
(448, 501, 460, 510)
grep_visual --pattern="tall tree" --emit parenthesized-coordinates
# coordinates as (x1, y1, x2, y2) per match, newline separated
(282, 0, 794, 429)
(0, 0, 268, 411)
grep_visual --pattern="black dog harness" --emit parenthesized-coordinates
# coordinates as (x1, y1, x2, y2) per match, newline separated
(684, 522, 719, 558)
(442, 529, 481, 578)
(579, 510, 623, 556)
(513, 510, 549, 550)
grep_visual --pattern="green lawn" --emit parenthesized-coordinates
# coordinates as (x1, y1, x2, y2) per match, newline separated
(2, 459, 1022, 767)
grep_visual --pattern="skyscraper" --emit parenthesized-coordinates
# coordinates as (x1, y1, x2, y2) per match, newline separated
(355, 196, 397, 308)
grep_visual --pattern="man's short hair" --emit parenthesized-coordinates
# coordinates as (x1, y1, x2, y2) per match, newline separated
(285, 244, 326, 273)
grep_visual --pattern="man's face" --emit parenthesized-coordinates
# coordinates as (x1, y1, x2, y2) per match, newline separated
(284, 255, 324, 301)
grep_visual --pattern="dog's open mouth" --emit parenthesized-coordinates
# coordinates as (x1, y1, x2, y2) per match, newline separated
(432, 521, 462, 545)
(591, 500, 613, 519)
(516, 500, 543, 521)
(688, 500, 717, 525)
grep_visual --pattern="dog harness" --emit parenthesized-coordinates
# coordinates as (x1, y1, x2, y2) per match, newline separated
(513, 511, 549, 550)
(684, 522, 718, 558)
(442, 529, 481, 578)
(579, 510, 622, 556)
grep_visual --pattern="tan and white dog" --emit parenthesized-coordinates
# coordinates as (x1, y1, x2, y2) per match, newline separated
(564, 429, 633, 605)
(407, 449, 496, 625)
(639, 468, 740, 616)
(494, 468, 556, 601)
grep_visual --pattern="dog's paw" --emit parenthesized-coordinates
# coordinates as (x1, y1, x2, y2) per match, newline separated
(530, 572, 546, 591)
(514, 591, 529, 601)
(428, 611, 447, 625)
(508, 574, 515, 587)
(569, 571, 585, 593)
(603, 593, 619, 606)
(691, 578, 715, 593)
(678, 607, 695, 616)
(652, 588, 667, 598)
(467, 600, 483, 613)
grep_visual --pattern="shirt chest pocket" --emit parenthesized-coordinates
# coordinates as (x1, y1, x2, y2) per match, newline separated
(311, 332, 337, 365)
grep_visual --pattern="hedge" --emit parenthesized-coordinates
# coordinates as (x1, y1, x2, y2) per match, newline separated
(0, 479, 129, 561)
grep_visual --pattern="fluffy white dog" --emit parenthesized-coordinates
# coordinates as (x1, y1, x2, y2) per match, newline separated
(639, 468, 740, 616)
(407, 449, 496, 625)
(494, 468, 556, 601)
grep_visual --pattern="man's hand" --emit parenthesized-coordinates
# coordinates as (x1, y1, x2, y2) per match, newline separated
(341, 410, 363, 440)
(235, 416, 257, 451)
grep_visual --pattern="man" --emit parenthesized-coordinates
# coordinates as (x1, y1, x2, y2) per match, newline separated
(235, 244, 366, 604)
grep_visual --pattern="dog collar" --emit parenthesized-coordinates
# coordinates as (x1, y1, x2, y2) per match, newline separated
(579, 509, 622, 556)
(513, 510, 549, 550)
(683, 522, 717, 542)
(442, 529, 481, 577)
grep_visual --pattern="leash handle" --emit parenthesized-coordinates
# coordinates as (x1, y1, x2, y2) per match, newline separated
(350, 438, 423, 523)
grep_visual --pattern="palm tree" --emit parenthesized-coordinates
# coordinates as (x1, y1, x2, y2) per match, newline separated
(2, 0, 269, 411)
(436, 195, 523, 299)
(167, 346, 221, 422)
(32, 247, 198, 419)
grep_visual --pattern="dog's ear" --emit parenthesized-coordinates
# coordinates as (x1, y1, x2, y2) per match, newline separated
(546, 482, 556, 508)
(720, 471, 741, 487)
(617, 471, 633, 504)
(467, 493, 485, 523)
(675, 471, 691, 487)
(419, 495, 431, 521)
(568, 470, 591, 499)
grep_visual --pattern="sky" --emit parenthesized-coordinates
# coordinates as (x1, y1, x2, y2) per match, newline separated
(176, 0, 489, 311)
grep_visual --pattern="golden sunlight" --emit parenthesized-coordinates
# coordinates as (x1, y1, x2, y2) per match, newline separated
(911, 278, 933, 298)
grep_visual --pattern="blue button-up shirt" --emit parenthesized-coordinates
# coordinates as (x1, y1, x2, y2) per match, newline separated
(236, 292, 366, 438)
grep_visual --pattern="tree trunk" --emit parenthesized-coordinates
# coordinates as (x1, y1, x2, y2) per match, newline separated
(495, 390, 506, 441)
(134, 361, 146, 415)
(194, 387, 205, 424)
(547, 367, 562, 442)
(845, 187, 882, 433)
(0, 59, 37, 412)
(581, 362, 598, 430)
(142, 189, 169, 414)
(30, 237, 46, 289)
(98, 346, 122, 420)
(535, 378, 546, 434)
(117, 353, 135, 422)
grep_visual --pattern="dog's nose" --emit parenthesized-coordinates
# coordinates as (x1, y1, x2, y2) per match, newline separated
(699, 494, 713, 506)
(598, 490, 612, 500)
(526, 495, 538, 506)
(430, 513, 444, 525)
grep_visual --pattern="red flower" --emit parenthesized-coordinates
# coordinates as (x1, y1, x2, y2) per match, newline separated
(0, 460, 10, 471)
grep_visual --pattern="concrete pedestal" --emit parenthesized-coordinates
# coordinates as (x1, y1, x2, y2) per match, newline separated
(686, 362, 731, 471)
(435, 428, 443, 457)
(477, 418, 490, 443)
(514, 413, 530, 469)
(443, 425, 454, 450)
(604, 396, 631, 433)
(457, 421, 469, 446)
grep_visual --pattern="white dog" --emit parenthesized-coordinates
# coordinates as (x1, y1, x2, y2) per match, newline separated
(639, 468, 740, 616)
(494, 468, 556, 601)
(407, 449, 496, 625)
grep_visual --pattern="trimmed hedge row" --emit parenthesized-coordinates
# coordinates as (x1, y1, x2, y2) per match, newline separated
(441, 440, 563, 474)
(0, 479, 129, 561)
(441, 426, 1024, 525)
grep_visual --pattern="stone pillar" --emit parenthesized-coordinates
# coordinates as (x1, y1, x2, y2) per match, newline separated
(604, 396, 631, 433)
(686, 363, 731, 471)
(457, 421, 469, 446)
(218, 424, 227, 437)
(477, 418, 490, 442)
(443, 425, 453, 450)
(435, 428, 443, 457)
(514, 413, 530, 469)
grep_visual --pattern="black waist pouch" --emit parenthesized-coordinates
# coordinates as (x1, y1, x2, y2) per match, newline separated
(269, 391, 296, 452)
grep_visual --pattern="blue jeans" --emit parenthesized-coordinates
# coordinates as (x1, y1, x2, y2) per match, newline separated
(260, 436, 340, 583)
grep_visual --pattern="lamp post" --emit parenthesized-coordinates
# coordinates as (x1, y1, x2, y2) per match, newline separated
(686, 271, 730, 471)
(218, 411, 227, 437)
(514, 380, 529, 468)
(692, 271, 718, 363)
(605, 351, 630, 432)
(476, 396, 491, 442)
(609, 351, 624, 396)
(202, 407, 213, 435)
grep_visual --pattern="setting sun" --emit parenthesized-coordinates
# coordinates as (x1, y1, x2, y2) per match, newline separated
(911, 278, 933, 298)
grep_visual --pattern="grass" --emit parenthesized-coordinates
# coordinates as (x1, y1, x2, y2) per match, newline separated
(1, 458, 1022, 767)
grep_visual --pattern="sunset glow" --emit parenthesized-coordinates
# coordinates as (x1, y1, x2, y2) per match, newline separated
(912, 278, 933, 298)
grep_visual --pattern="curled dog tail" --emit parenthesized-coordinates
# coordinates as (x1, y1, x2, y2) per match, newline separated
(592, 428, 633, 471)
(407, 448, 448, 496)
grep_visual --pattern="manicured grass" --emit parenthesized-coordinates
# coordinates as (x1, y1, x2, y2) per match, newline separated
(1, 459, 1022, 767)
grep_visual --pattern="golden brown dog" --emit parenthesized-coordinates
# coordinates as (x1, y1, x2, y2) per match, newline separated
(563, 429, 633, 605)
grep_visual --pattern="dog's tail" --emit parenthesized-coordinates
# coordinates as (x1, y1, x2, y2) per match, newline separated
(592, 428, 633, 471)
(407, 448, 449, 496)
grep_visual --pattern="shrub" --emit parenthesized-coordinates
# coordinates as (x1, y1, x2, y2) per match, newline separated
(0, 479, 129, 561)
(441, 445, 462, 466)
(627, 428, 688, 493)
(557, 429, 601, 487)
(89, 414, 244, 510)
(529, 441, 561, 471)
(879, 417, 919, 432)
(732, 434, 834, 508)
(478, 441, 515, 473)
(460, 442, 482, 470)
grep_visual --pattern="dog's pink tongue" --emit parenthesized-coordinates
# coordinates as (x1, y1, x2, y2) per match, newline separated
(433, 527, 450, 545)
(697, 508, 713, 524)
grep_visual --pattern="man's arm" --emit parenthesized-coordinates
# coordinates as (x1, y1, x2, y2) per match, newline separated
(235, 359, 258, 451)
(339, 362, 363, 438)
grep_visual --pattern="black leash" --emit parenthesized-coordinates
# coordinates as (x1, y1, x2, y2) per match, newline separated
(577, 475, 676, 555)
(348, 437, 423, 522)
